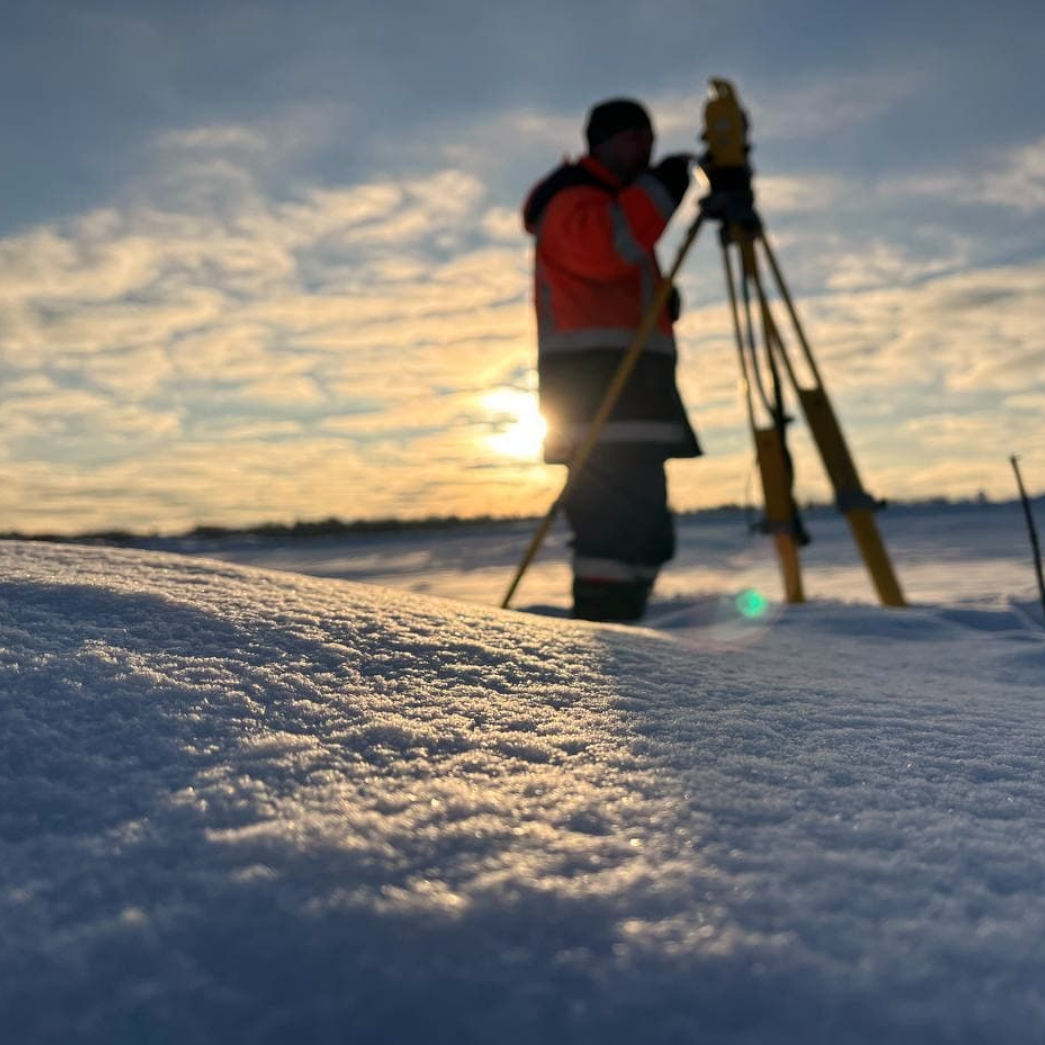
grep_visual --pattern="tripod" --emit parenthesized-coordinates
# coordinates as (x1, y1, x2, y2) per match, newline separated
(501, 79, 905, 610)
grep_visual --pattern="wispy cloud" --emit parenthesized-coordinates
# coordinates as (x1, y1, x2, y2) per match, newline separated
(671, 259, 1045, 506)
(888, 134, 1045, 214)
(0, 130, 547, 531)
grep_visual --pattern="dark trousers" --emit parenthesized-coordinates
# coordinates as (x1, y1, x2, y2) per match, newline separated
(562, 446, 675, 620)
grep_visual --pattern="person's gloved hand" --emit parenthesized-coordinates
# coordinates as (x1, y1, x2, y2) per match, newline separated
(650, 153, 694, 204)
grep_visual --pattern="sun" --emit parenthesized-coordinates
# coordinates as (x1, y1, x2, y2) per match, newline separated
(482, 388, 547, 461)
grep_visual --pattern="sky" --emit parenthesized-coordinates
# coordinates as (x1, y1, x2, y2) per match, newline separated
(2, 502, 1044, 1043)
(2, 0, 1045, 535)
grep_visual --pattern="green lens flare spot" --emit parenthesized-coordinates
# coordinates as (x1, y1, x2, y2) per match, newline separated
(735, 588, 769, 619)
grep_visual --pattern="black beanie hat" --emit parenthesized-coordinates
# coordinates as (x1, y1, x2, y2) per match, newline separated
(585, 98, 653, 150)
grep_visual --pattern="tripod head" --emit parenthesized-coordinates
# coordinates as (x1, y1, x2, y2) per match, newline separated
(697, 78, 759, 230)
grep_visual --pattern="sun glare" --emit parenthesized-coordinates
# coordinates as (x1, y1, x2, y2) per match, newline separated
(482, 389, 547, 461)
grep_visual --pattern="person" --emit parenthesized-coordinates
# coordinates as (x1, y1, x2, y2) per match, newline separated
(521, 97, 701, 622)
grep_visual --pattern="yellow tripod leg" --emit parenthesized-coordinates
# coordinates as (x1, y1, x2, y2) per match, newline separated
(795, 387, 905, 606)
(753, 427, 805, 604)
(846, 508, 906, 607)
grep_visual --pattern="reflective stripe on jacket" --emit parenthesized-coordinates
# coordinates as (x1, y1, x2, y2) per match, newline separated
(522, 156, 700, 464)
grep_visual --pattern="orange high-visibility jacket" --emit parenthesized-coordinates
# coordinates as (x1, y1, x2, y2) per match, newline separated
(522, 155, 700, 464)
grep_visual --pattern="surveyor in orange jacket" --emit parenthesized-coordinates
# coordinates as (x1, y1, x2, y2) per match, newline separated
(522, 98, 701, 622)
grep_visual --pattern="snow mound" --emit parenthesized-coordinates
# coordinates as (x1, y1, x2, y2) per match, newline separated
(2, 540, 1044, 1045)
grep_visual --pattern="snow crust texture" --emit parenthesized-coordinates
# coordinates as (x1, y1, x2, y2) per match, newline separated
(2, 539, 1044, 1044)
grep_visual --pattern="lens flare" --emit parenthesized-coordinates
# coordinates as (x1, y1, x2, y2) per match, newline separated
(642, 588, 781, 650)
(734, 588, 770, 619)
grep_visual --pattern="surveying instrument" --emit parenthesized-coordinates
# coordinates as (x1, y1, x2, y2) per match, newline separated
(501, 78, 905, 610)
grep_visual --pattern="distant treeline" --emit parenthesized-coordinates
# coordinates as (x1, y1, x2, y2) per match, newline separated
(0, 513, 535, 546)
(179, 514, 522, 540)
(0, 493, 1033, 546)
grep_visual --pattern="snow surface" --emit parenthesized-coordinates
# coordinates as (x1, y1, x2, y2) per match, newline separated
(2, 501, 1045, 1044)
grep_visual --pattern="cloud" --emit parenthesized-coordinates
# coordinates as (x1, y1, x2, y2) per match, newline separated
(822, 239, 970, 293)
(680, 68, 931, 147)
(481, 207, 524, 242)
(0, 132, 551, 531)
(0, 222, 161, 305)
(156, 125, 271, 154)
(755, 174, 849, 216)
(888, 134, 1045, 214)
(668, 259, 1045, 506)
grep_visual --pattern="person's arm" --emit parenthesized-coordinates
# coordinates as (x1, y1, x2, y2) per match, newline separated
(539, 156, 693, 278)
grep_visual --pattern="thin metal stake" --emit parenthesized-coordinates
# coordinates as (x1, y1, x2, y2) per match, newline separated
(1010, 454, 1045, 630)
